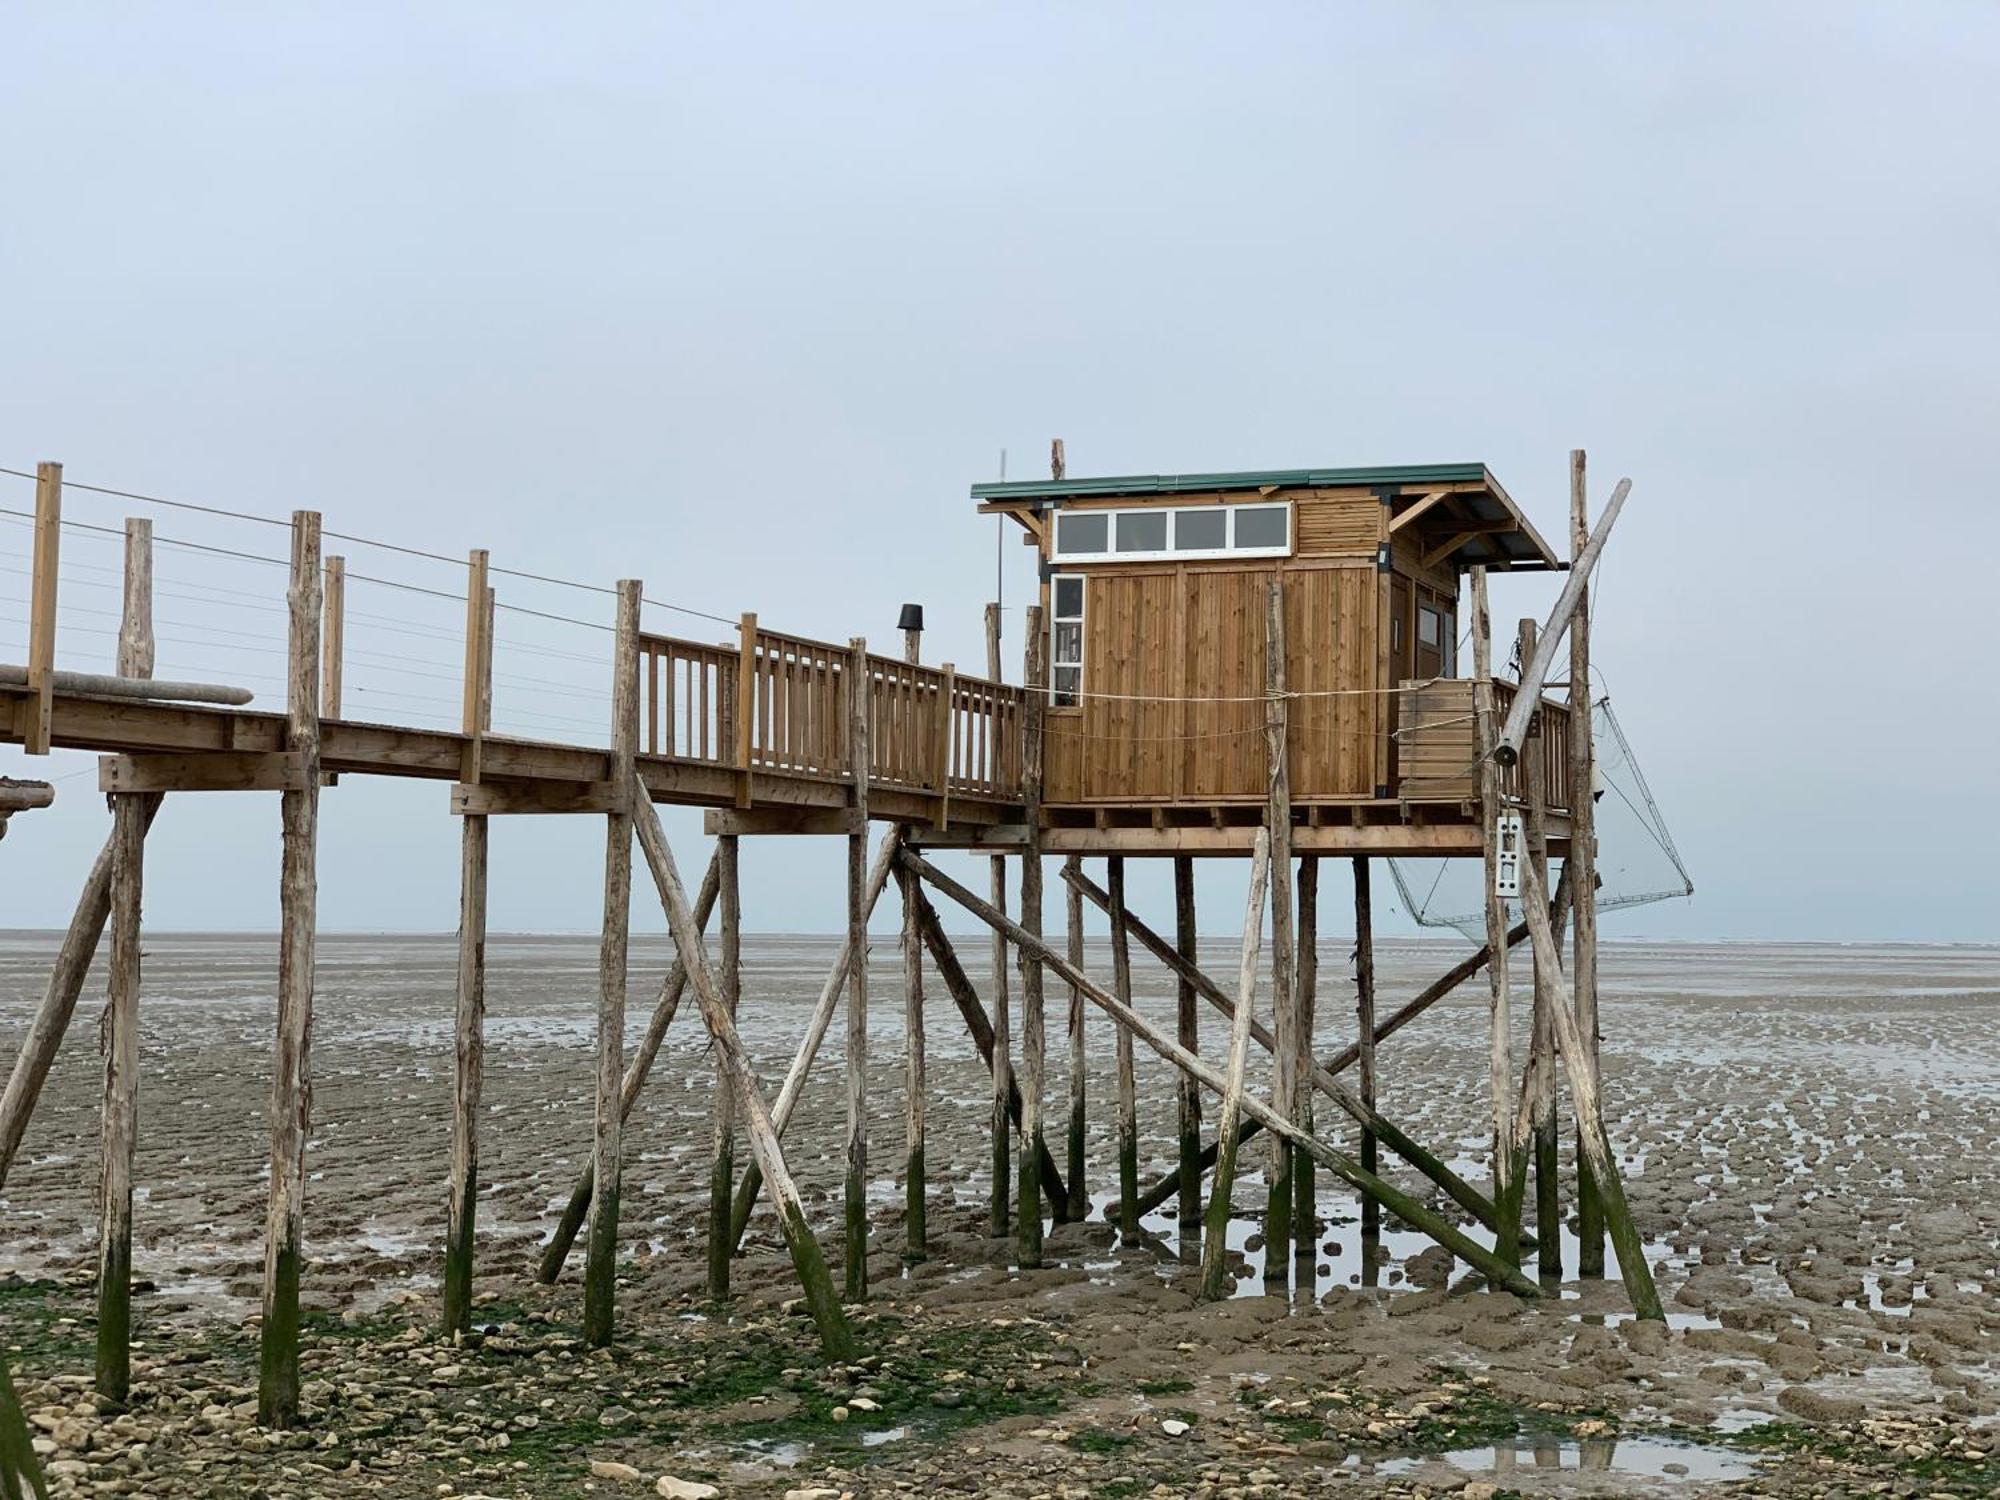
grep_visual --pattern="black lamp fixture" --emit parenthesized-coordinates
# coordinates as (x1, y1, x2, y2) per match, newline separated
(897, 603, 924, 634)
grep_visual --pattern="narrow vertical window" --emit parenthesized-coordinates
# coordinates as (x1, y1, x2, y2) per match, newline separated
(1050, 574, 1084, 707)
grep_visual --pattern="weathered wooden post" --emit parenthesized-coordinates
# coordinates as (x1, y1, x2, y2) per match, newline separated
(844, 638, 872, 1300)
(24, 461, 61, 756)
(1353, 857, 1379, 1244)
(537, 854, 721, 1283)
(321, 555, 344, 719)
(984, 601, 1012, 1239)
(442, 549, 492, 1339)
(258, 510, 323, 1428)
(1198, 827, 1270, 1300)
(1064, 856, 1087, 1223)
(1293, 854, 1319, 1259)
(1519, 618, 1561, 1283)
(1570, 450, 1606, 1278)
(708, 834, 741, 1298)
(1017, 605, 1048, 1267)
(1174, 856, 1201, 1236)
(900, 859, 927, 1260)
(1106, 857, 1139, 1236)
(626, 782, 856, 1358)
(1471, 567, 1521, 1268)
(96, 518, 153, 1402)
(1262, 582, 1297, 1273)
(0, 1354, 44, 1500)
(583, 580, 641, 1348)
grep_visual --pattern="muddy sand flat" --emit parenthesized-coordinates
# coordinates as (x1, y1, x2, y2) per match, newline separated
(2, 932, 1996, 1497)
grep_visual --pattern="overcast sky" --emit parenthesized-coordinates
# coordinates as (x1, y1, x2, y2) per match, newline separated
(2, 4, 1994, 942)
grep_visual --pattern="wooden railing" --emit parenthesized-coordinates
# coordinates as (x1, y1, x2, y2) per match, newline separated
(1394, 678, 1573, 809)
(635, 625, 1024, 808)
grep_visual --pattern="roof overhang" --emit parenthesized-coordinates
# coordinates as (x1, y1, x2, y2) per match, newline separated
(971, 463, 1562, 571)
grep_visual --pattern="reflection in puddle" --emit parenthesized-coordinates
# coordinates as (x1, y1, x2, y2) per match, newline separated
(1367, 1432, 1757, 1482)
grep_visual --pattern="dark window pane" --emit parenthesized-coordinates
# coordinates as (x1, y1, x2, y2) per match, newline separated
(1053, 621, 1082, 664)
(1174, 509, 1227, 550)
(1052, 666, 1081, 707)
(1053, 576, 1084, 619)
(1115, 510, 1169, 552)
(1056, 512, 1108, 556)
(1233, 505, 1289, 550)
(1418, 607, 1442, 646)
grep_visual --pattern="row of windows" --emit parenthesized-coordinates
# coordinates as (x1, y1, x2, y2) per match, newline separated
(1051, 502, 1291, 563)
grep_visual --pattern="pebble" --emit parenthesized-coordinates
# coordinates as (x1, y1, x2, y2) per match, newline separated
(655, 1480, 720, 1499)
(590, 1458, 646, 1482)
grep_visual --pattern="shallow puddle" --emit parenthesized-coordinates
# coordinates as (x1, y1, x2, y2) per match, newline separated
(1367, 1430, 1758, 1482)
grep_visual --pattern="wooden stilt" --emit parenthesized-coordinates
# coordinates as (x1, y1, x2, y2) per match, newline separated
(1518, 619, 1562, 1283)
(1353, 857, 1379, 1243)
(1471, 567, 1521, 1269)
(442, 809, 487, 1335)
(1063, 857, 1087, 1223)
(0, 805, 163, 1191)
(1293, 855, 1318, 1258)
(1173, 856, 1201, 1234)
(443, 552, 493, 1338)
(582, 580, 641, 1349)
(1517, 852, 1662, 1320)
(257, 511, 323, 1428)
(1017, 605, 1048, 1268)
(707, 834, 741, 1299)
(536, 852, 721, 1283)
(844, 638, 871, 1302)
(725, 828, 901, 1251)
(1062, 862, 1508, 1234)
(1201, 828, 1271, 1299)
(1128, 898, 1556, 1220)
(984, 602, 1012, 1240)
(899, 857, 927, 1260)
(1106, 857, 1139, 1236)
(900, 848, 1542, 1301)
(0, 1352, 45, 1500)
(909, 886, 1068, 1207)
(96, 519, 152, 1403)
(1570, 449, 1606, 1279)
(1262, 583, 1296, 1274)
(627, 776, 856, 1358)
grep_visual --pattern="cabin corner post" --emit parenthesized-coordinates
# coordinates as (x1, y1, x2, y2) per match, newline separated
(258, 510, 323, 1428)
(1106, 856, 1140, 1237)
(1199, 827, 1272, 1300)
(96, 518, 154, 1402)
(1063, 858, 1087, 1223)
(843, 637, 872, 1301)
(1293, 854, 1319, 1261)
(1016, 605, 1048, 1268)
(583, 579, 641, 1348)
(899, 856, 927, 1261)
(1470, 567, 1522, 1268)
(1173, 856, 1201, 1235)
(1569, 450, 1606, 1278)
(1261, 581, 1298, 1272)
(707, 833, 742, 1299)
(443, 551, 495, 1340)
(24, 461, 62, 755)
(983, 601, 1012, 1239)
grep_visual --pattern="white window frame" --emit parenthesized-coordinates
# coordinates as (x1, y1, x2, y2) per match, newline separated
(1050, 501, 1292, 564)
(1049, 573, 1085, 708)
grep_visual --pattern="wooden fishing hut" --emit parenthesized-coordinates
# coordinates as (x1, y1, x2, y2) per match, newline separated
(0, 444, 1659, 1447)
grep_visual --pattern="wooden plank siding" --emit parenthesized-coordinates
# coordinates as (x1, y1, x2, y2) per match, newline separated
(1395, 679, 1574, 810)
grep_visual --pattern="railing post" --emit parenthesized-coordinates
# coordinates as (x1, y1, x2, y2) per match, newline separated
(25, 461, 62, 755)
(460, 550, 490, 784)
(322, 556, 345, 720)
(934, 662, 955, 828)
(734, 612, 757, 808)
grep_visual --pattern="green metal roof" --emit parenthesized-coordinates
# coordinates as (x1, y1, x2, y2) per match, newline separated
(969, 462, 1492, 502)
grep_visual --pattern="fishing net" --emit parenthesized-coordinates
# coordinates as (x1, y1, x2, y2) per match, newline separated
(1388, 696, 1691, 942)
